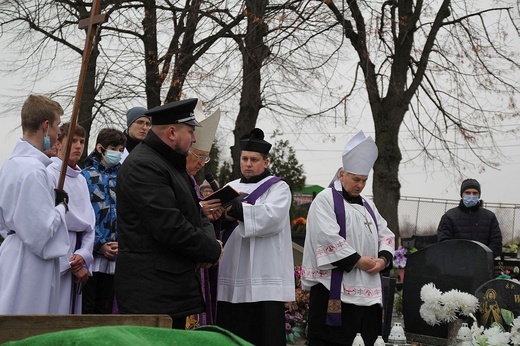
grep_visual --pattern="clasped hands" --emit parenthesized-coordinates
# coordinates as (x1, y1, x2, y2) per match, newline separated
(355, 256, 386, 274)
(100, 241, 118, 260)
(69, 254, 88, 284)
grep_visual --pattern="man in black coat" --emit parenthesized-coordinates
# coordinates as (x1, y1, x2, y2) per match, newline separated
(437, 178, 502, 257)
(115, 99, 222, 328)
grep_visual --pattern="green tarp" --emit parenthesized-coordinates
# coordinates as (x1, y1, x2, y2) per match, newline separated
(3, 325, 253, 346)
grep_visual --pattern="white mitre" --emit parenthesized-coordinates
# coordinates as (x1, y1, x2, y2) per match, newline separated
(192, 107, 221, 152)
(342, 130, 378, 175)
(193, 99, 204, 120)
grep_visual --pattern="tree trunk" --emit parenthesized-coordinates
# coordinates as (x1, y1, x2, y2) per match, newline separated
(164, 0, 202, 104)
(143, 0, 161, 108)
(230, 0, 269, 179)
(372, 105, 405, 239)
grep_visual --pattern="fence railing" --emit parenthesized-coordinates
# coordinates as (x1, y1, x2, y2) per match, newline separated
(292, 194, 520, 245)
(397, 196, 520, 245)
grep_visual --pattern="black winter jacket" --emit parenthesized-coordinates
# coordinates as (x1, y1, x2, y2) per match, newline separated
(114, 130, 221, 319)
(437, 200, 502, 257)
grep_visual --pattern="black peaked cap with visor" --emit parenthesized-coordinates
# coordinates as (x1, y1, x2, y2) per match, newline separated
(146, 98, 201, 127)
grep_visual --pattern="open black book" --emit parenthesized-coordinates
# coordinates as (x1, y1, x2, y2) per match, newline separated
(201, 185, 249, 207)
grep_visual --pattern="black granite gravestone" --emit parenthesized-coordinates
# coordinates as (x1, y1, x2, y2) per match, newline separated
(494, 258, 520, 280)
(403, 239, 494, 341)
(475, 279, 520, 331)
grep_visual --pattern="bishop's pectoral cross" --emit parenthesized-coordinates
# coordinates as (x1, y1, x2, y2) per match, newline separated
(363, 217, 373, 233)
(361, 208, 373, 232)
(57, 0, 108, 190)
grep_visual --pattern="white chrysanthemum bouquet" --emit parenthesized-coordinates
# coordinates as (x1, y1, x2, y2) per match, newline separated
(419, 283, 479, 326)
(419, 283, 520, 345)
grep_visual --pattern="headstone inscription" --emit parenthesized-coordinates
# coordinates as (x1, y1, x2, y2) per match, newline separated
(475, 278, 520, 331)
(403, 239, 494, 339)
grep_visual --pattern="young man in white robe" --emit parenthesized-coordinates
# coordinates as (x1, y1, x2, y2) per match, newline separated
(302, 131, 395, 346)
(217, 128, 295, 346)
(47, 122, 96, 314)
(0, 94, 70, 314)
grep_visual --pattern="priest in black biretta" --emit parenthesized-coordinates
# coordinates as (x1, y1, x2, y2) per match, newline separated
(145, 98, 201, 127)
(216, 126, 295, 346)
(239, 128, 272, 155)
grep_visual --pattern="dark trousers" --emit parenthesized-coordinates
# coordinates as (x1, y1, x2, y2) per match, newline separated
(216, 301, 286, 346)
(82, 272, 115, 314)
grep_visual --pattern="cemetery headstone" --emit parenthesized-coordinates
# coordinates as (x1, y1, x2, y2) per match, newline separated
(475, 278, 520, 331)
(403, 239, 494, 341)
(494, 257, 520, 280)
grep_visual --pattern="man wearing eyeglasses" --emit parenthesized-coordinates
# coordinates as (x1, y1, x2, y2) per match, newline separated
(187, 149, 211, 191)
(114, 99, 222, 329)
(120, 106, 151, 162)
(184, 109, 223, 328)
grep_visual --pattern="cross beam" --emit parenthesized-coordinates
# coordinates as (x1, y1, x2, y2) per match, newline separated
(58, 0, 108, 190)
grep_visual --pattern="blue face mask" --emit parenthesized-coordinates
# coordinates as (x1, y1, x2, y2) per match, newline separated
(43, 135, 51, 152)
(463, 195, 479, 208)
(103, 150, 122, 167)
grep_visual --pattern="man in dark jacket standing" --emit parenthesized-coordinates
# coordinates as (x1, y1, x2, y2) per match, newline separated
(437, 178, 502, 257)
(115, 98, 222, 328)
(120, 106, 151, 162)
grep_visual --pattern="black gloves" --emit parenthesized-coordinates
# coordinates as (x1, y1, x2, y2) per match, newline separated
(226, 198, 244, 222)
(54, 189, 69, 212)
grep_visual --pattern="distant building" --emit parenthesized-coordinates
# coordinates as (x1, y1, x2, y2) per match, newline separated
(293, 185, 324, 205)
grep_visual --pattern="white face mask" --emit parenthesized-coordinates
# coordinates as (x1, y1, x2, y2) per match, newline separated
(103, 149, 122, 167)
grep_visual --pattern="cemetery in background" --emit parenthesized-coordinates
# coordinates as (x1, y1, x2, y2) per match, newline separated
(293, 189, 520, 245)
(398, 196, 520, 245)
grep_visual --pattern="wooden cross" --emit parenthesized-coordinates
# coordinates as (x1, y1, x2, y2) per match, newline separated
(57, 0, 108, 190)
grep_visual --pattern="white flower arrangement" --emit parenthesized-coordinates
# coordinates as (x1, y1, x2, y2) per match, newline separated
(472, 323, 513, 346)
(419, 283, 479, 326)
(419, 283, 520, 346)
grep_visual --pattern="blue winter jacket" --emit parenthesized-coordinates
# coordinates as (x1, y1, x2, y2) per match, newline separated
(81, 153, 120, 252)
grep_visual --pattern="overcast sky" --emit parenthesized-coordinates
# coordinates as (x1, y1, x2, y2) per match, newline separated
(3, 102, 518, 205)
(1, 2, 519, 205)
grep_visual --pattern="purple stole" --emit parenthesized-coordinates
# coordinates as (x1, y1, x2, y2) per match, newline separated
(327, 186, 379, 326)
(221, 177, 282, 245)
(189, 175, 220, 327)
(190, 175, 204, 200)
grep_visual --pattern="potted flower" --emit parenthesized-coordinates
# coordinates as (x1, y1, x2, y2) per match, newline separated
(285, 265, 310, 344)
(419, 283, 479, 344)
(393, 245, 407, 282)
(291, 217, 307, 246)
(502, 244, 519, 258)
(291, 217, 307, 233)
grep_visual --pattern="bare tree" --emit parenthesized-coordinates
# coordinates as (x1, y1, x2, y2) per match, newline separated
(228, 0, 270, 177)
(0, 0, 245, 153)
(0, 0, 111, 159)
(2, 0, 519, 242)
(277, 0, 520, 238)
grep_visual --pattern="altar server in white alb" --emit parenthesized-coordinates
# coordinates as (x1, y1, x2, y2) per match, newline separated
(217, 128, 295, 346)
(302, 131, 395, 346)
(47, 122, 96, 314)
(0, 94, 70, 314)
